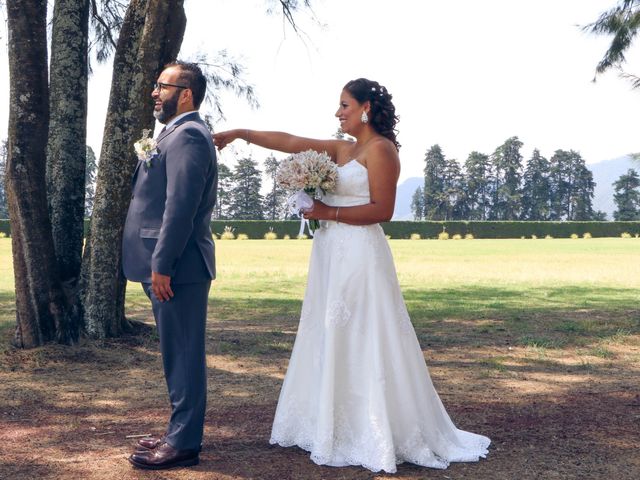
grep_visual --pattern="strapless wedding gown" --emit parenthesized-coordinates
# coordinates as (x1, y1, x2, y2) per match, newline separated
(269, 160, 490, 473)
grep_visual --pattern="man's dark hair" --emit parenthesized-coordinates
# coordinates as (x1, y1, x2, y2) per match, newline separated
(166, 61, 207, 109)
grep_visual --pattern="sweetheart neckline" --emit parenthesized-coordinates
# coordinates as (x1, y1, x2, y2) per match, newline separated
(337, 159, 366, 170)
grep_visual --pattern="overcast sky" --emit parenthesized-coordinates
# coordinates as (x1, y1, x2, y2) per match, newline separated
(1, 0, 638, 182)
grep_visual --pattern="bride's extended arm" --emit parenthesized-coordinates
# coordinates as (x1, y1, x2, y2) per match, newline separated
(304, 141, 400, 226)
(213, 129, 345, 160)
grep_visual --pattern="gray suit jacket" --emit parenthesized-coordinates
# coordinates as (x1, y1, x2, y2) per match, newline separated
(122, 112, 217, 284)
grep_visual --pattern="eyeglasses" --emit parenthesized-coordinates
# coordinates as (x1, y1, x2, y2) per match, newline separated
(153, 82, 189, 92)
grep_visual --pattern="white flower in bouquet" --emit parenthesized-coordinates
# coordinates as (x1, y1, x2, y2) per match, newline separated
(134, 129, 158, 167)
(276, 149, 338, 231)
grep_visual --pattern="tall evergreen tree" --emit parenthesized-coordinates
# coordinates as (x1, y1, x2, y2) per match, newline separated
(521, 149, 551, 220)
(4, 0, 316, 346)
(592, 210, 609, 221)
(84, 146, 97, 218)
(463, 151, 492, 220)
(263, 154, 288, 220)
(47, 0, 91, 289)
(410, 186, 424, 220)
(6, 0, 73, 347)
(549, 150, 595, 220)
(571, 163, 596, 220)
(422, 145, 448, 220)
(333, 128, 346, 140)
(443, 158, 465, 220)
(83, 0, 187, 338)
(548, 150, 572, 220)
(585, 0, 640, 88)
(490, 136, 523, 220)
(228, 157, 264, 219)
(213, 162, 232, 219)
(613, 168, 640, 220)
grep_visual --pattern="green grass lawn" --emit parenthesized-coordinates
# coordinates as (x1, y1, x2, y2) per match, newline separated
(119, 237, 640, 355)
(1, 237, 639, 348)
(1, 237, 638, 479)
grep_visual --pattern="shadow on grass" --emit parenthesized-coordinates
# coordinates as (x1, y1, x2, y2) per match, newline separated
(403, 285, 639, 320)
(401, 285, 639, 349)
(0, 283, 639, 479)
(206, 287, 640, 357)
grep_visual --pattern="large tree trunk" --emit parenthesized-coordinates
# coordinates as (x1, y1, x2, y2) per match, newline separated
(82, 0, 186, 337)
(6, 0, 73, 347)
(45, 0, 91, 342)
(47, 0, 90, 289)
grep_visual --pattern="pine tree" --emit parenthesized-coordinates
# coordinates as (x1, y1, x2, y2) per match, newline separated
(46, 0, 90, 290)
(549, 150, 595, 220)
(613, 169, 640, 220)
(443, 158, 465, 220)
(228, 157, 264, 219)
(411, 186, 424, 220)
(571, 163, 596, 220)
(5, 0, 316, 346)
(548, 150, 572, 220)
(84, 146, 97, 218)
(422, 145, 448, 220)
(585, 0, 640, 88)
(263, 154, 288, 220)
(491, 136, 523, 220)
(463, 151, 492, 220)
(521, 149, 551, 220)
(213, 163, 233, 219)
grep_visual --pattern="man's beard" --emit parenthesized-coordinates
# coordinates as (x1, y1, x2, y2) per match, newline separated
(153, 91, 179, 124)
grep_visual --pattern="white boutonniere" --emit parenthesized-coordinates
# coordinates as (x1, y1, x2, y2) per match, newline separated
(134, 129, 158, 167)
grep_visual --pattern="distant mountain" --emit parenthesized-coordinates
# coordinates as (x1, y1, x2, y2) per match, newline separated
(392, 155, 638, 220)
(591, 155, 637, 219)
(393, 176, 422, 220)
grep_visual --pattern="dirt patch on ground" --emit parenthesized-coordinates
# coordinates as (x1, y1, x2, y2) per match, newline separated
(1, 307, 639, 480)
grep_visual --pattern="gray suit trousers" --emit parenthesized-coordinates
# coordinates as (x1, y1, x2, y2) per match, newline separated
(143, 281, 211, 451)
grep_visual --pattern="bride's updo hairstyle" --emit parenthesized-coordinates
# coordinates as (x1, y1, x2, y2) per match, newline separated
(343, 78, 400, 150)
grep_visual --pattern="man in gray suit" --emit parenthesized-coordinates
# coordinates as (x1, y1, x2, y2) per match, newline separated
(123, 61, 217, 470)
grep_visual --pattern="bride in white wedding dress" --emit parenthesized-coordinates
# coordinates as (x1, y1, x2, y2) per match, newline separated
(213, 78, 490, 474)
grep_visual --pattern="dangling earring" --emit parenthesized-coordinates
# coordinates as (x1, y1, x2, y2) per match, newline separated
(361, 111, 369, 124)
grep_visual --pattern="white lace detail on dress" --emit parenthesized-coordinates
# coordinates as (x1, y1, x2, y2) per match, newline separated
(326, 299, 351, 328)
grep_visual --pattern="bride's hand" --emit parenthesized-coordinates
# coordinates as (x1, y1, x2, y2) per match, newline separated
(212, 130, 238, 150)
(302, 200, 329, 220)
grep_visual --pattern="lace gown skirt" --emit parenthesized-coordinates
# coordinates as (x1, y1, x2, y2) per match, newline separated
(269, 219, 491, 473)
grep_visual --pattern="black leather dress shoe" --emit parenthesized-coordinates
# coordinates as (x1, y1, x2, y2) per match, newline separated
(128, 442, 199, 470)
(135, 434, 203, 453)
(137, 434, 165, 450)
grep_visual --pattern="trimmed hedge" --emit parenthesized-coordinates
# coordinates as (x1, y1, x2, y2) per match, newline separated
(210, 220, 304, 239)
(0, 219, 639, 239)
(379, 220, 640, 239)
(210, 220, 640, 239)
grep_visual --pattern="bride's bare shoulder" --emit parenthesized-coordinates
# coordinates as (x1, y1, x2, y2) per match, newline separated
(333, 138, 356, 161)
(366, 137, 399, 162)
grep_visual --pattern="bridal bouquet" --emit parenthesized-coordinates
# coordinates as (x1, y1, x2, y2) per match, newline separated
(276, 149, 338, 233)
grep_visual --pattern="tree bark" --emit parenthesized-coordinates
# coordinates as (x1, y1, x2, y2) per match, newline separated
(47, 0, 90, 290)
(6, 0, 73, 347)
(82, 0, 186, 337)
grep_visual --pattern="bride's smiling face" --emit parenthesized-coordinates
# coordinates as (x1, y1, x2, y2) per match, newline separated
(335, 90, 367, 135)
